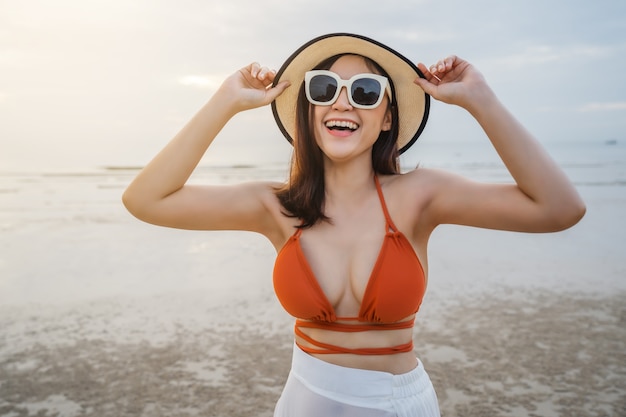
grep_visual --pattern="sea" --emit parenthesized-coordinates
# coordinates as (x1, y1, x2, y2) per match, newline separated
(0, 139, 624, 306)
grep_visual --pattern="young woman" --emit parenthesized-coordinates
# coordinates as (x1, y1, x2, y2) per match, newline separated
(123, 34, 585, 417)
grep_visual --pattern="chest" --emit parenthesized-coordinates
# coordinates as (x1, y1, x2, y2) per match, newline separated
(298, 216, 388, 312)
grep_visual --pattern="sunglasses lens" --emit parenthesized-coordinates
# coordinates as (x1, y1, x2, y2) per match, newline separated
(351, 78, 382, 106)
(309, 74, 338, 103)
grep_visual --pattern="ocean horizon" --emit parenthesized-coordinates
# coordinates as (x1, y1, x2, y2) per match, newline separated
(1, 136, 624, 306)
(2, 139, 624, 185)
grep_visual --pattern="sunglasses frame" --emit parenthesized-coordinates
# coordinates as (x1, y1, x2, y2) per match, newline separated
(304, 70, 392, 109)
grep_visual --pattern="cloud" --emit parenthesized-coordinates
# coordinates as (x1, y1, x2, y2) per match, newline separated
(577, 102, 626, 112)
(537, 101, 626, 113)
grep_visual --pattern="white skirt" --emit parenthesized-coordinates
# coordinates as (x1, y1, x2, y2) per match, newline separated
(274, 343, 440, 417)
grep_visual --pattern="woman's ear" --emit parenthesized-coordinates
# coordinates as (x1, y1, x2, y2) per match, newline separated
(381, 107, 392, 131)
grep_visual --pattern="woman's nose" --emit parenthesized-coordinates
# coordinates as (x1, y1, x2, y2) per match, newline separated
(331, 86, 353, 110)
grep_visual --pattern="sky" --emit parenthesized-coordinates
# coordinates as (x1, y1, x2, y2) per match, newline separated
(1, 0, 625, 172)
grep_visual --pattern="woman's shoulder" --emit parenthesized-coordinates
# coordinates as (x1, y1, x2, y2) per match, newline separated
(375, 169, 434, 214)
(379, 167, 464, 214)
(374, 169, 445, 236)
(379, 167, 448, 192)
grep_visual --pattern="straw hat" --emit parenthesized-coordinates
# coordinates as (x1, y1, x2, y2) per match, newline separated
(271, 33, 430, 154)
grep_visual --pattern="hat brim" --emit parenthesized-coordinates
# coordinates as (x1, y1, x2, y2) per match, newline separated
(271, 33, 429, 154)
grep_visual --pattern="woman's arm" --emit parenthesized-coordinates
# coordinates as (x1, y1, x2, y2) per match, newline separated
(413, 56, 585, 232)
(122, 63, 290, 233)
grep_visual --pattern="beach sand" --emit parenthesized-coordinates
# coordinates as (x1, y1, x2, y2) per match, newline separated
(0, 168, 625, 417)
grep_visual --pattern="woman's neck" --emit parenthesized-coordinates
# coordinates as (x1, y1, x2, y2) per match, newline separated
(323, 158, 376, 206)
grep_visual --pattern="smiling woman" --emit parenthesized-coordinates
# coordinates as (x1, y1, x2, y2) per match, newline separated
(122, 33, 584, 416)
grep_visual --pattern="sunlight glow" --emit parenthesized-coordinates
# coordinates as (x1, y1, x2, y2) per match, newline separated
(178, 75, 227, 90)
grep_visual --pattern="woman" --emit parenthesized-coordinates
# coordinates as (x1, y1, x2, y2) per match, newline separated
(123, 34, 585, 416)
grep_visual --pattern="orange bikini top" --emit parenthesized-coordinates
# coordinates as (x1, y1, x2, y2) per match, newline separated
(273, 176, 426, 355)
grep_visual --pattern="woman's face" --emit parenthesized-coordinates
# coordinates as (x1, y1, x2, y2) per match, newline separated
(311, 55, 392, 164)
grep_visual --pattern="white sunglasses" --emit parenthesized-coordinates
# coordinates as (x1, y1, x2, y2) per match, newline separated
(304, 70, 392, 109)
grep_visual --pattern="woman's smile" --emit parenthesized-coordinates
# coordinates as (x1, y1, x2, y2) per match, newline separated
(324, 118, 360, 137)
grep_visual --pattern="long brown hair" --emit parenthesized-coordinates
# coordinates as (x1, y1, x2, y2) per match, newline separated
(275, 54, 400, 228)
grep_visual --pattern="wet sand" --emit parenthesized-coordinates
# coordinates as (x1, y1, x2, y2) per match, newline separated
(1, 290, 625, 416)
(0, 171, 625, 416)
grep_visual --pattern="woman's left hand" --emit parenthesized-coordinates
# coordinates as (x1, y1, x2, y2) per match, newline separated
(414, 56, 492, 110)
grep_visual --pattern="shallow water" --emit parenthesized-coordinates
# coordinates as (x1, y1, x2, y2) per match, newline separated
(0, 140, 624, 305)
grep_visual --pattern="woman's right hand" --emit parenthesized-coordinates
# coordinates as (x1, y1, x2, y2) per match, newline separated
(219, 62, 291, 113)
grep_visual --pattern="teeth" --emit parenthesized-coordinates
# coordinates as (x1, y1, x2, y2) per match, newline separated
(325, 120, 358, 130)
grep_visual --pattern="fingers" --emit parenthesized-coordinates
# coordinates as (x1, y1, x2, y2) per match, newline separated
(414, 56, 459, 100)
(428, 55, 457, 78)
(248, 62, 277, 84)
(416, 62, 440, 83)
(414, 55, 462, 90)
(242, 62, 291, 103)
(413, 72, 437, 97)
(265, 80, 291, 101)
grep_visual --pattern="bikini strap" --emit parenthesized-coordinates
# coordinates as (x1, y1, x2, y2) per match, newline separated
(374, 175, 398, 232)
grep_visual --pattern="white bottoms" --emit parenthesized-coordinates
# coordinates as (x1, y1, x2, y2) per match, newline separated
(274, 343, 440, 417)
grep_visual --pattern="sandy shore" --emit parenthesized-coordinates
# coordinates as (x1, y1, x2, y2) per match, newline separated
(0, 171, 625, 416)
(1, 289, 624, 417)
